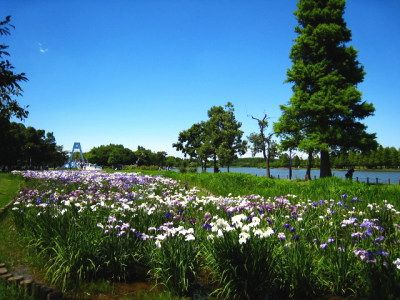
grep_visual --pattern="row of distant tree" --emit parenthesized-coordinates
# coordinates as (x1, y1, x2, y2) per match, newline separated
(0, 120, 68, 171)
(231, 146, 400, 170)
(331, 146, 400, 170)
(84, 144, 182, 168)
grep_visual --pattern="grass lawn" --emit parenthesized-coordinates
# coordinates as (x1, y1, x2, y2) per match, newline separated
(120, 168, 400, 204)
(0, 173, 44, 280)
(0, 173, 24, 208)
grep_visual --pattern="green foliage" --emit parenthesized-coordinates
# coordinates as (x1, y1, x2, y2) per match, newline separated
(230, 145, 400, 170)
(0, 280, 33, 300)
(86, 144, 134, 166)
(149, 236, 200, 296)
(108, 146, 136, 166)
(0, 121, 67, 170)
(178, 160, 198, 173)
(0, 16, 28, 121)
(173, 102, 247, 173)
(149, 171, 400, 204)
(332, 146, 400, 169)
(205, 232, 281, 299)
(275, 0, 377, 177)
(86, 144, 177, 168)
(0, 173, 23, 207)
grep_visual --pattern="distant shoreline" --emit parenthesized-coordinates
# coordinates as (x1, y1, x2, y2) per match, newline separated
(228, 166, 400, 173)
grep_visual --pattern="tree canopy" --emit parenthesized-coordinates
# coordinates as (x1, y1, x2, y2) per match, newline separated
(173, 102, 247, 173)
(85, 144, 175, 168)
(0, 121, 67, 170)
(0, 16, 28, 121)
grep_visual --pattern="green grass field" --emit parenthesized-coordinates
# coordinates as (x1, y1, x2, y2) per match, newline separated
(121, 168, 400, 204)
(0, 173, 24, 208)
(0, 174, 33, 300)
(0, 173, 38, 277)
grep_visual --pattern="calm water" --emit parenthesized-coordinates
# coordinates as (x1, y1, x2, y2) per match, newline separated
(198, 167, 400, 184)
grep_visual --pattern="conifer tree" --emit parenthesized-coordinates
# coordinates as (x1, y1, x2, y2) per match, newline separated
(275, 0, 376, 177)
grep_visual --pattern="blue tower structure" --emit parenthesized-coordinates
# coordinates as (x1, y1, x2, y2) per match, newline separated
(65, 142, 86, 169)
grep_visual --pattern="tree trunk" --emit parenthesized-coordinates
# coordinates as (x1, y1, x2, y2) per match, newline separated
(288, 149, 292, 180)
(266, 156, 271, 178)
(227, 165, 230, 172)
(263, 148, 270, 178)
(306, 150, 313, 180)
(320, 150, 332, 177)
(213, 154, 219, 173)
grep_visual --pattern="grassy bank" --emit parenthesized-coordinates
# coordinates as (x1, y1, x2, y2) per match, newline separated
(0, 173, 43, 280)
(0, 173, 24, 208)
(121, 169, 400, 204)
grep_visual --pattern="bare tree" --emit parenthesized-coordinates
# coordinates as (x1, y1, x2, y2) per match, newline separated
(248, 114, 277, 178)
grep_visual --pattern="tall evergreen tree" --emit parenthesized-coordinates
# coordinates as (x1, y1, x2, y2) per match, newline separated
(275, 0, 376, 177)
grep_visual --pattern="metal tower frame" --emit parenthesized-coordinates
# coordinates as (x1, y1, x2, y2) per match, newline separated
(66, 142, 86, 168)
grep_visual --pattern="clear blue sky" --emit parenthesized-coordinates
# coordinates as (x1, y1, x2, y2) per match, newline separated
(2, 0, 399, 156)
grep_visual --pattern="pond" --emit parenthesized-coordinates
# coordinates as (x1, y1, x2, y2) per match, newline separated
(198, 167, 400, 184)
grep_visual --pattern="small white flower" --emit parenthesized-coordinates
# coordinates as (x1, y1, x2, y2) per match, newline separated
(393, 258, 400, 269)
(156, 234, 167, 241)
(185, 234, 195, 241)
(239, 231, 250, 244)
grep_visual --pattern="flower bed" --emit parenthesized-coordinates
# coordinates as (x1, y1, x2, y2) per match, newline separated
(11, 170, 400, 298)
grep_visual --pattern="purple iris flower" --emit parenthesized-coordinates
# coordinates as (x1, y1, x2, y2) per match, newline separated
(364, 228, 374, 237)
(350, 197, 360, 203)
(360, 220, 374, 228)
(203, 223, 212, 230)
(375, 250, 389, 257)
